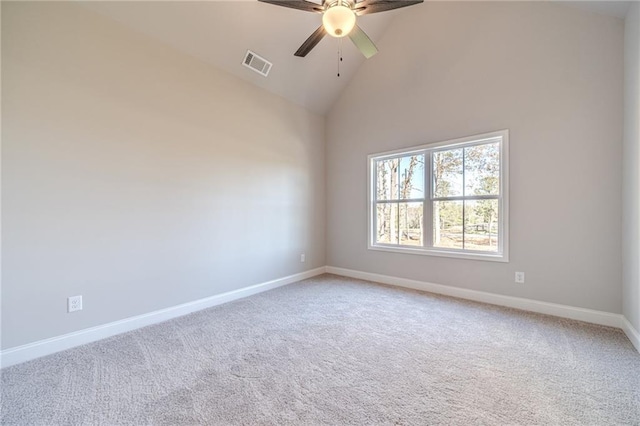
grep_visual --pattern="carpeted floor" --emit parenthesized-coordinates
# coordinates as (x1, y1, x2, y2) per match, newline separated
(1, 274, 639, 425)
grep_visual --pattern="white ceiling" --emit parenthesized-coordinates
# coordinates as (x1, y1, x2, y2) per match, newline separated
(81, 1, 632, 116)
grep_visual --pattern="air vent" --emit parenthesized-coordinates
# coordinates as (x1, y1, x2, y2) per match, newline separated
(242, 50, 272, 77)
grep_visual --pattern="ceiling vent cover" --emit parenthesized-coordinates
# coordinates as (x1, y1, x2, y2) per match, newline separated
(242, 50, 272, 77)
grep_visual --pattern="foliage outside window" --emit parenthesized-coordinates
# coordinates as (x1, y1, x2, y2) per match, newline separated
(369, 130, 509, 262)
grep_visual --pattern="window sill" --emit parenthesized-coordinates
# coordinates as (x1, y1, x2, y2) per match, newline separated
(368, 244, 509, 263)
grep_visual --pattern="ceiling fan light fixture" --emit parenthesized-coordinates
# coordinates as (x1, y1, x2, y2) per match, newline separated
(322, 5, 356, 38)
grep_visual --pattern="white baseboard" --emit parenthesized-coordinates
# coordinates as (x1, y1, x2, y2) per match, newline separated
(0, 267, 326, 369)
(326, 266, 624, 329)
(621, 317, 640, 353)
(3, 266, 637, 368)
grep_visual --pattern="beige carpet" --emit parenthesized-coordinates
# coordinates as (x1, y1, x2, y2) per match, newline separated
(1, 274, 639, 425)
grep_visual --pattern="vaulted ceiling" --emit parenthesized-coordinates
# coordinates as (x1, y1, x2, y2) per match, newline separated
(82, 0, 398, 115)
(81, 1, 631, 116)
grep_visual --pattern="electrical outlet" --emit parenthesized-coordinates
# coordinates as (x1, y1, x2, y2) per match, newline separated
(515, 272, 525, 284)
(68, 295, 83, 313)
(300, 253, 306, 263)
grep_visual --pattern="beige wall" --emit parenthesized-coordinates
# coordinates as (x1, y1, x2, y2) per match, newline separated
(623, 2, 640, 331)
(1, 2, 325, 349)
(327, 1, 624, 312)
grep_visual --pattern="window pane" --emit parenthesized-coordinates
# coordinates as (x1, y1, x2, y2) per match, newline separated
(464, 199, 499, 252)
(376, 158, 399, 200)
(464, 143, 500, 196)
(376, 203, 398, 244)
(399, 202, 423, 246)
(433, 200, 463, 249)
(399, 155, 425, 200)
(433, 149, 463, 198)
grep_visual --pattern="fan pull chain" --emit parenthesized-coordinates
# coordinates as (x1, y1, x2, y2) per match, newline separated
(337, 38, 343, 77)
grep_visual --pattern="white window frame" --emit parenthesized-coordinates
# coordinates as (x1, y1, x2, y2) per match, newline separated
(367, 130, 509, 262)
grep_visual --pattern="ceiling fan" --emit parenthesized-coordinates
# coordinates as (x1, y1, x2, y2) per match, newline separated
(258, 0, 423, 59)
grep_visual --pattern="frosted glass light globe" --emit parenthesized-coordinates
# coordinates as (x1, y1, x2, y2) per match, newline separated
(322, 5, 356, 38)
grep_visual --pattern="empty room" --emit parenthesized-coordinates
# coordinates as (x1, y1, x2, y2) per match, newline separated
(1, 0, 639, 424)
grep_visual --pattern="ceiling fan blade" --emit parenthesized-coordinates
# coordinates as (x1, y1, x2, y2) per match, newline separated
(258, 0, 323, 13)
(295, 25, 327, 57)
(348, 25, 378, 59)
(353, 0, 423, 16)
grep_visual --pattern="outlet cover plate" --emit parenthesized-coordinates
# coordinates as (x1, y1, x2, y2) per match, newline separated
(68, 295, 83, 313)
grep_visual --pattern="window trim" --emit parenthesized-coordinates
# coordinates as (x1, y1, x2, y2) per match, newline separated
(367, 130, 509, 262)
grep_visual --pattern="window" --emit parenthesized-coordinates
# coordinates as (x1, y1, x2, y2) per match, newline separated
(368, 130, 509, 262)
